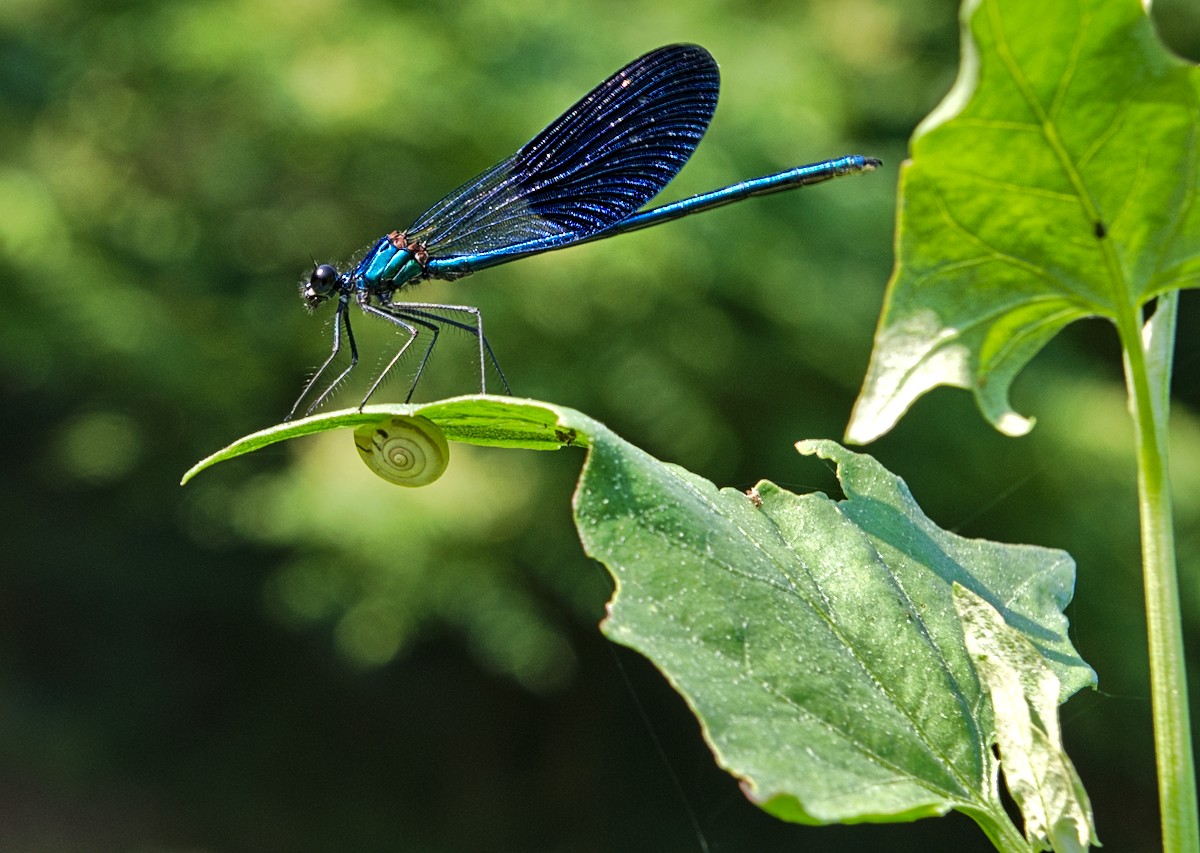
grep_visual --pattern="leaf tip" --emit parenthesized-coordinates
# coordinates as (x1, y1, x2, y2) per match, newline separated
(794, 438, 840, 460)
(180, 457, 218, 485)
(994, 410, 1035, 437)
(843, 417, 887, 446)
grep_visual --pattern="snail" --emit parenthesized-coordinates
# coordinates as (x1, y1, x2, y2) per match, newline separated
(353, 416, 449, 487)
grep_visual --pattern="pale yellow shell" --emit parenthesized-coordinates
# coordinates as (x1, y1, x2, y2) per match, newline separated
(353, 416, 449, 487)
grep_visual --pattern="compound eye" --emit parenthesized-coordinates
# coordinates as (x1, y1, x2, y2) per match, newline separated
(308, 264, 339, 296)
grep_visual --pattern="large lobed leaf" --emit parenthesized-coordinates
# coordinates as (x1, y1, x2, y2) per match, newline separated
(188, 398, 1095, 843)
(849, 0, 1200, 443)
(578, 430, 1094, 842)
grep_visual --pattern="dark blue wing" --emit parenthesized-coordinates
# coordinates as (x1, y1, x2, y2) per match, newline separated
(406, 44, 719, 274)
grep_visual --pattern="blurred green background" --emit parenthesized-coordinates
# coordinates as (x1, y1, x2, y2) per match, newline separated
(2, 0, 1198, 849)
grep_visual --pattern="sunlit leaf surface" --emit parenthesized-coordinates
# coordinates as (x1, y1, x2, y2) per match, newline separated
(849, 0, 1200, 442)
(956, 585, 1098, 851)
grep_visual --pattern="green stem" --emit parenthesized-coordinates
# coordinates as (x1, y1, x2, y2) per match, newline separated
(1118, 293, 1199, 853)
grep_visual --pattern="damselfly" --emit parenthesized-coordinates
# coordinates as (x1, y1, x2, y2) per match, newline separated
(291, 44, 880, 418)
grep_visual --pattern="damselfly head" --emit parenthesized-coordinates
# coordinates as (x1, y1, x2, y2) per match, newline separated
(303, 264, 340, 308)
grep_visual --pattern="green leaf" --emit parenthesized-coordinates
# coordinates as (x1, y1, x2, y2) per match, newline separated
(576, 435, 1093, 844)
(848, 0, 1200, 443)
(180, 395, 587, 484)
(955, 585, 1098, 852)
(187, 400, 1094, 846)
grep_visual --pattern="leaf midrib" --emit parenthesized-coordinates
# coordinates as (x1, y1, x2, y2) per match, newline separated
(986, 0, 1140, 323)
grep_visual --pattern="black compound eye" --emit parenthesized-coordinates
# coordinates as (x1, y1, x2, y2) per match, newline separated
(308, 264, 339, 296)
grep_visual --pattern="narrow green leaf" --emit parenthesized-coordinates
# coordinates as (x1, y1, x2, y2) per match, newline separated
(848, 0, 1200, 443)
(955, 585, 1099, 851)
(180, 395, 587, 484)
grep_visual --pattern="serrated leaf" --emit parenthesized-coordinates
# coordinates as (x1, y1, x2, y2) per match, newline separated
(576, 435, 1094, 841)
(955, 585, 1098, 851)
(848, 0, 1200, 443)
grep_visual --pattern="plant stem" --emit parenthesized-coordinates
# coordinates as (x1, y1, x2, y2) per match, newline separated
(1118, 293, 1199, 852)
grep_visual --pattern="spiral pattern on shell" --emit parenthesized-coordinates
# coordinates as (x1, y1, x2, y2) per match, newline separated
(353, 416, 449, 487)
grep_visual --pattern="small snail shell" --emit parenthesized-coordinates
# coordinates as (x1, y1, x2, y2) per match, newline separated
(353, 416, 449, 487)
